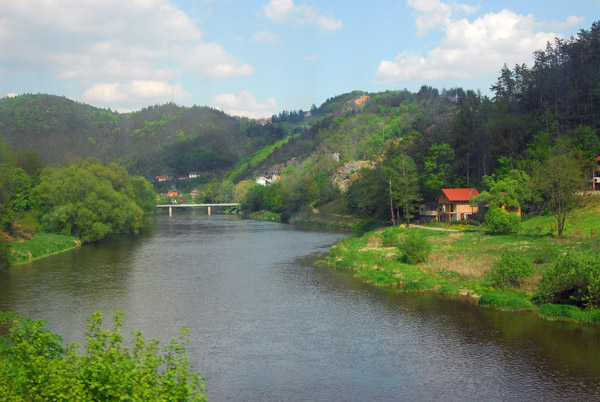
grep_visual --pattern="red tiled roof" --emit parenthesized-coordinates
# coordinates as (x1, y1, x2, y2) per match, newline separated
(439, 188, 479, 202)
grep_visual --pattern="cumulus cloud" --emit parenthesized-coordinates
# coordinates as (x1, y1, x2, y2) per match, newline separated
(0, 1, 253, 109)
(539, 16, 584, 31)
(376, 3, 571, 85)
(252, 31, 281, 46)
(82, 81, 191, 111)
(263, 0, 342, 32)
(184, 43, 255, 79)
(212, 91, 278, 119)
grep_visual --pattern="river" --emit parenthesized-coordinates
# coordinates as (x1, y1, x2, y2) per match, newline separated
(1, 213, 600, 401)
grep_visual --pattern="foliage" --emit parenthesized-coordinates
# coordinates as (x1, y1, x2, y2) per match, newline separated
(478, 291, 533, 310)
(532, 147, 587, 236)
(8, 233, 79, 265)
(400, 231, 432, 264)
(484, 207, 521, 235)
(475, 169, 532, 211)
(422, 143, 454, 200)
(0, 311, 206, 401)
(535, 251, 600, 309)
(380, 145, 421, 226)
(35, 159, 145, 243)
(487, 251, 535, 288)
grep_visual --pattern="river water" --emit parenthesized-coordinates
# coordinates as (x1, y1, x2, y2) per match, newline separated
(1, 213, 600, 401)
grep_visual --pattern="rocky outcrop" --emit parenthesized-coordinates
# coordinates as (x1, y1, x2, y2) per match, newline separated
(330, 160, 374, 192)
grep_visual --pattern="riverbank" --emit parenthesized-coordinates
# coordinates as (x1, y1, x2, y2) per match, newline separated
(247, 199, 385, 233)
(321, 218, 600, 325)
(8, 233, 80, 266)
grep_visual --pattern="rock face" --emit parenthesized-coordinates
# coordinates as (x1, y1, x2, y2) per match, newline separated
(330, 160, 374, 192)
(265, 157, 297, 176)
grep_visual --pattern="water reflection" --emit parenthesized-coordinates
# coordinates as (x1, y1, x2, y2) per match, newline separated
(0, 214, 599, 401)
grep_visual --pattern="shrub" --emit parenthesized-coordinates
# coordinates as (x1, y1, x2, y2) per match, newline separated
(0, 311, 207, 401)
(381, 227, 401, 247)
(400, 231, 431, 264)
(535, 251, 600, 309)
(484, 207, 521, 235)
(487, 251, 535, 288)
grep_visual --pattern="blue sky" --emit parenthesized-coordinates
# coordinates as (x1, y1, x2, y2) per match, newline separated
(1, 0, 598, 117)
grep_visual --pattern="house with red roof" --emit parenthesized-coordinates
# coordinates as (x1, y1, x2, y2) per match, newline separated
(433, 188, 479, 222)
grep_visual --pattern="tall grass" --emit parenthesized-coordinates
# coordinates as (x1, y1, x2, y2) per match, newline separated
(10, 233, 79, 265)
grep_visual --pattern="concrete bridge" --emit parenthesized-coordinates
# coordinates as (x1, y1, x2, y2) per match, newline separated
(156, 203, 240, 216)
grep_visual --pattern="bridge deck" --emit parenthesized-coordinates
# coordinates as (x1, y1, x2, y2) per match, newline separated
(156, 203, 239, 208)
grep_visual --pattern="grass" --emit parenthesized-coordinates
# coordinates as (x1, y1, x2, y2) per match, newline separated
(9, 233, 80, 265)
(321, 197, 600, 325)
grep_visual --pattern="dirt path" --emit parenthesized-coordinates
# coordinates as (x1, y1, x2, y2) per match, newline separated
(409, 224, 461, 232)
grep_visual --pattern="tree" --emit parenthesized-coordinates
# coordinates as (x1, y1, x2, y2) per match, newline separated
(381, 148, 420, 226)
(35, 161, 144, 243)
(532, 148, 587, 236)
(422, 143, 454, 200)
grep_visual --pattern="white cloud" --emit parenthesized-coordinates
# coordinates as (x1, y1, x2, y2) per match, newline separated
(0, 1, 253, 109)
(212, 91, 278, 119)
(304, 55, 318, 61)
(82, 81, 191, 111)
(539, 16, 584, 31)
(185, 43, 255, 79)
(263, 0, 342, 32)
(407, 0, 478, 36)
(252, 31, 281, 46)
(376, 5, 565, 85)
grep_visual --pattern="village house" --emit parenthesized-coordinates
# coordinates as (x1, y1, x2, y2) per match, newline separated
(433, 188, 480, 222)
(256, 174, 279, 186)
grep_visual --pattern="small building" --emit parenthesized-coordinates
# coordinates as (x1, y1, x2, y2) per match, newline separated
(166, 191, 179, 197)
(256, 175, 270, 186)
(156, 175, 172, 182)
(190, 189, 201, 198)
(435, 188, 479, 222)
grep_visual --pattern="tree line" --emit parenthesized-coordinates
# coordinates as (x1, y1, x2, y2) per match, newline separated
(0, 138, 156, 268)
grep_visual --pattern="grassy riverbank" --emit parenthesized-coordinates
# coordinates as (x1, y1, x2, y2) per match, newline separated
(321, 201, 600, 325)
(8, 233, 80, 265)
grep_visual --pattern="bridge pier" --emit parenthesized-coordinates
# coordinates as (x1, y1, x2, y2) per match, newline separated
(169, 206, 172, 217)
(208, 206, 211, 216)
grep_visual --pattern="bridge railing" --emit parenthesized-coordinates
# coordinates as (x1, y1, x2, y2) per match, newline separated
(156, 203, 240, 216)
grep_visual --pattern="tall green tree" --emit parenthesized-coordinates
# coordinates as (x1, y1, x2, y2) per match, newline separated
(35, 160, 145, 243)
(381, 146, 421, 226)
(532, 148, 587, 236)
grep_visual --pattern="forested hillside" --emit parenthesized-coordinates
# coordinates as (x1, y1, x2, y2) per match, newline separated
(0, 95, 284, 177)
(1, 22, 599, 228)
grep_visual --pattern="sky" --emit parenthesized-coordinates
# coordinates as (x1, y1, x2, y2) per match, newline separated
(0, 0, 598, 117)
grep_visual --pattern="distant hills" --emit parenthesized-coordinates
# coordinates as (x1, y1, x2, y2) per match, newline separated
(0, 94, 283, 178)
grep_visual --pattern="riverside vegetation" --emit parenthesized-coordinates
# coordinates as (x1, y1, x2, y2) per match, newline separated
(0, 311, 206, 401)
(321, 197, 600, 324)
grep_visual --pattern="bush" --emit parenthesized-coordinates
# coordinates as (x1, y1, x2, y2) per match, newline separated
(381, 227, 401, 247)
(400, 231, 431, 264)
(0, 311, 207, 401)
(487, 251, 535, 288)
(535, 251, 600, 309)
(484, 207, 521, 235)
